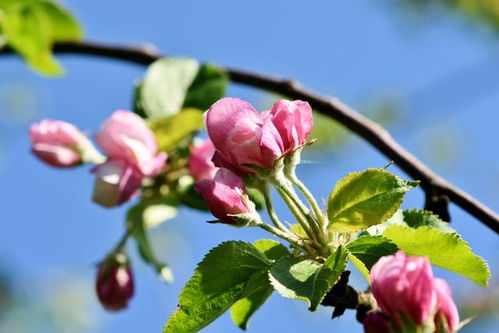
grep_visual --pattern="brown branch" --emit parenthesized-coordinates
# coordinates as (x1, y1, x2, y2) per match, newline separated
(2, 40, 498, 234)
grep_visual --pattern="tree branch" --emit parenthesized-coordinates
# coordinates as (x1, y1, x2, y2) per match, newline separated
(1, 40, 498, 234)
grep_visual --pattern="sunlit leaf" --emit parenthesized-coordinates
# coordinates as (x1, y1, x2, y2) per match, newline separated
(148, 108, 204, 152)
(0, 0, 82, 75)
(135, 58, 199, 119)
(328, 168, 418, 232)
(383, 225, 490, 286)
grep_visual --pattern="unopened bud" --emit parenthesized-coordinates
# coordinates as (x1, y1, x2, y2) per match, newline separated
(95, 254, 134, 311)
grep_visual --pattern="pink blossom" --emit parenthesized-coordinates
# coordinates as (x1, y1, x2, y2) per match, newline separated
(205, 98, 284, 173)
(95, 110, 166, 177)
(92, 159, 143, 207)
(29, 119, 93, 167)
(370, 251, 436, 327)
(194, 168, 253, 224)
(188, 139, 218, 181)
(268, 99, 313, 152)
(433, 278, 460, 332)
(363, 311, 391, 333)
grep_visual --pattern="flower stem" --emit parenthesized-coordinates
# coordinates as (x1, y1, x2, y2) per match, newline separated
(288, 172, 323, 223)
(110, 211, 140, 256)
(261, 182, 289, 232)
(274, 179, 329, 254)
(274, 184, 315, 242)
(256, 222, 304, 248)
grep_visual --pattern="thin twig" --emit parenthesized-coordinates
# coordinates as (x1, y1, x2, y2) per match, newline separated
(1, 40, 498, 234)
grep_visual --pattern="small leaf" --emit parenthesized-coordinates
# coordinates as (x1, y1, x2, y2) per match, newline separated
(268, 246, 349, 311)
(346, 235, 398, 270)
(149, 108, 204, 152)
(142, 204, 177, 229)
(252, 239, 290, 261)
(383, 225, 490, 286)
(127, 204, 173, 283)
(328, 168, 418, 232)
(164, 241, 270, 333)
(135, 58, 200, 119)
(182, 64, 228, 111)
(402, 209, 454, 233)
(33, 0, 82, 42)
(0, 0, 82, 76)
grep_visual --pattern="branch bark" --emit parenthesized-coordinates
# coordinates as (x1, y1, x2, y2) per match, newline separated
(2, 40, 498, 234)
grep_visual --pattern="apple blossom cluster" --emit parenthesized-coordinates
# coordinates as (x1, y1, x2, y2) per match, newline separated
(365, 251, 460, 333)
(29, 98, 465, 331)
(29, 110, 167, 208)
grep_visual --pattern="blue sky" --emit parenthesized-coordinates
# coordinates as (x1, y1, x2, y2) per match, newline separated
(1, 1, 499, 332)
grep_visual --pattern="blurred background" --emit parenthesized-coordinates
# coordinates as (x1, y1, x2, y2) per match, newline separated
(1, 0, 499, 332)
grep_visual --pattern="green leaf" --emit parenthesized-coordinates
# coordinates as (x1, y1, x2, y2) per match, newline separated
(252, 239, 290, 261)
(148, 108, 204, 152)
(0, 0, 82, 76)
(229, 239, 290, 330)
(362, 209, 405, 236)
(230, 270, 273, 331)
(346, 235, 398, 270)
(402, 209, 454, 233)
(127, 204, 173, 284)
(182, 64, 228, 111)
(32, 0, 82, 42)
(328, 168, 418, 232)
(135, 58, 200, 119)
(383, 225, 490, 286)
(348, 253, 371, 283)
(142, 203, 177, 229)
(268, 246, 349, 311)
(164, 241, 270, 333)
(229, 240, 290, 330)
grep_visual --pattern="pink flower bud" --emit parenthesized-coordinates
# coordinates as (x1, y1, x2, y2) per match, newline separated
(205, 98, 284, 173)
(188, 139, 218, 181)
(194, 168, 254, 224)
(433, 278, 460, 332)
(96, 258, 134, 311)
(95, 110, 166, 177)
(29, 119, 93, 167)
(92, 159, 143, 207)
(363, 311, 391, 333)
(370, 251, 436, 327)
(268, 100, 313, 152)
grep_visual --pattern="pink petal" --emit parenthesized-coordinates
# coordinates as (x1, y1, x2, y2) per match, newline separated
(188, 140, 218, 181)
(32, 143, 81, 167)
(194, 168, 250, 224)
(270, 100, 313, 151)
(433, 278, 459, 332)
(92, 159, 143, 207)
(206, 98, 260, 153)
